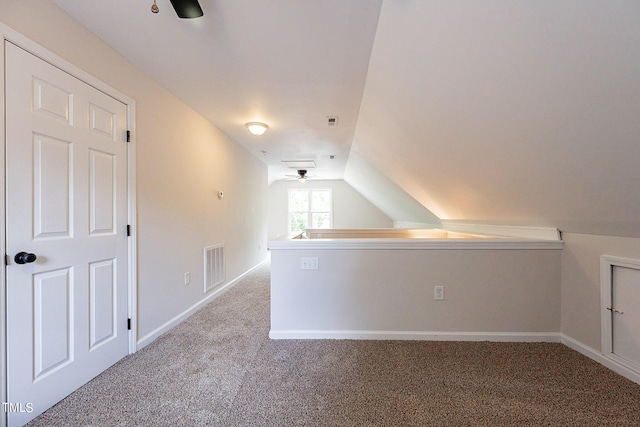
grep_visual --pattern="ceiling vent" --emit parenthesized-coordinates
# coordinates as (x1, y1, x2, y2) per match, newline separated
(282, 160, 316, 169)
(327, 116, 338, 126)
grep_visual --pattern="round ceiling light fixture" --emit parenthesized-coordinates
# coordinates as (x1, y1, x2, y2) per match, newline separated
(245, 122, 269, 136)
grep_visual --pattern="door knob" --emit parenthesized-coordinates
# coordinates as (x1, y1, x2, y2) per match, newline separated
(14, 252, 37, 264)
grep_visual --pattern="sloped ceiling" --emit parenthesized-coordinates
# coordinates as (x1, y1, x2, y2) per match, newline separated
(344, 152, 441, 227)
(48, 0, 640, 238)
(347, 0, 640, 237)
(51, 0, 383, 182)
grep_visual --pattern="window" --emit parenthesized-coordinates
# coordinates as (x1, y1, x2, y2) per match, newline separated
(288, 188, 333, 233)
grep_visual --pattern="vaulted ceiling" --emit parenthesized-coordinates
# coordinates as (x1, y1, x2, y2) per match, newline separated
(52, 0, 640, 237)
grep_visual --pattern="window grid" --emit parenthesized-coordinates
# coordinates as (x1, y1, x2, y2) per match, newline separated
(288, 188, 332, 234)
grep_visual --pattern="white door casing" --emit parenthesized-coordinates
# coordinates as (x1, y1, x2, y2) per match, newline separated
(612, 265, 640, 369)
(4, 40, 133, 426)
(601, 255, 640, 375)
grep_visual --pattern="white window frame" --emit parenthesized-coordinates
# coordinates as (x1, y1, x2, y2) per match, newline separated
(287, 188, 333, 233)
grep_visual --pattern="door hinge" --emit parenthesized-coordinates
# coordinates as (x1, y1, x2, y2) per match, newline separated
(127, 224, 131, 236)
(127, 318, 132, 330)
(5, 254, 8, 266)
(126, 130, 131, 143)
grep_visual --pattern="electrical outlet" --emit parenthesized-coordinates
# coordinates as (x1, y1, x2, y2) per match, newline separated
(434, 285, 444, 301)
(300, 257, 319, 270)
(184, 272, 191, 285)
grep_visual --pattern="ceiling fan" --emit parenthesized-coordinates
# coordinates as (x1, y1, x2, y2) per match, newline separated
(151, 0, 204, 18)
(285, 170, 314, 183)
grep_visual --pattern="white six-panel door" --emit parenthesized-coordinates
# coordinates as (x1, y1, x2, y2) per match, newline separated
(5, 41, 129, 426)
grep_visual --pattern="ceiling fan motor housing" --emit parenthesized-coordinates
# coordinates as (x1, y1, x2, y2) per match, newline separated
(169, 0, 204, 18)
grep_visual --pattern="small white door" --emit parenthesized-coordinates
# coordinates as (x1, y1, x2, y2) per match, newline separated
(611, 265, 640, 371)
(5, 41, 129, 426)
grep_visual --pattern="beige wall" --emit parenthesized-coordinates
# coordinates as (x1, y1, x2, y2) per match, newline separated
(267, 179, 393, 240)
(271, 247, 561, 336)
(0, 0, 268, 340)
(561, 233, 640, 350)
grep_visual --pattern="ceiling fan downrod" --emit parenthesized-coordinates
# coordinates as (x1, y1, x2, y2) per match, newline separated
(150, 0, 203, 19)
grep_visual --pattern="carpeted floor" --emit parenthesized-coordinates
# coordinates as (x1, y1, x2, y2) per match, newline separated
(28, 261, 640, 426)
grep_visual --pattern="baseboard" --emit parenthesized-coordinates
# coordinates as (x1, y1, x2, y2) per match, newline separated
(137, 259, 267, 349)
(561, 334, 640, 385)
(269, 330, 561, 342)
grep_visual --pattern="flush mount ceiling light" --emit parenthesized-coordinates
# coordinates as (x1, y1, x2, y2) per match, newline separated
(246, 122, 269, 136)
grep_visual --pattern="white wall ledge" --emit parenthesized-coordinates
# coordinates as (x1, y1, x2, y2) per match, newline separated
(441, 222, 562, 241)
(269, 227, 563, 250)
(269, 238, 563, 250)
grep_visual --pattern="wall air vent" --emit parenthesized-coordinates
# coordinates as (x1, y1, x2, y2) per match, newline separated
(204, 244, 225, 293)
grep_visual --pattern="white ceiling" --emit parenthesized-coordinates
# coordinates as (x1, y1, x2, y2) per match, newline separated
(52, 0, 640, 237)
(52, 0, 382, 182)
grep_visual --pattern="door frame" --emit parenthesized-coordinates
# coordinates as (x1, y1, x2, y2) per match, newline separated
(0, 24, 138, 427)
(600, 255, 640, 374)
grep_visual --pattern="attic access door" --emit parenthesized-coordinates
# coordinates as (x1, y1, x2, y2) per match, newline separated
(5, 41, 130, 425)
(601, 256, 640, 374)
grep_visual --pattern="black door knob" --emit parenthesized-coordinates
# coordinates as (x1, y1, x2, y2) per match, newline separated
(14, 252, 37, 264)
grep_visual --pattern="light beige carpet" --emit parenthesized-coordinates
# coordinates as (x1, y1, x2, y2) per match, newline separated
(28, 262, 640, 426)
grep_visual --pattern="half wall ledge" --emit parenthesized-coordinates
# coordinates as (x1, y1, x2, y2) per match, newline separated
(268, 227, 563, 341)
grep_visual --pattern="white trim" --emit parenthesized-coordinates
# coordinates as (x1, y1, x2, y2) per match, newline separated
(305, 228, 449, 238)
(1, 25, 133, 108)
(287, 187, 333, 233)
(268, 237, 563, 251)
(393, 221, 441, 229)
(600, 255, 640, 375)
(0, 32, 7, 427)
(441, 222, 562, 241)
(137, 259, 268, 349)
(127, 103, 138, 354)
(601, 256, 614, 356)
(562, 334, 640, 386)
(269, 330, 561, 342)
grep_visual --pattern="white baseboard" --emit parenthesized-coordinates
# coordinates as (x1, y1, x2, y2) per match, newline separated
(137, 259, 267, 350)
(561, 334, 640, 385)
(269, 330, 561, 342)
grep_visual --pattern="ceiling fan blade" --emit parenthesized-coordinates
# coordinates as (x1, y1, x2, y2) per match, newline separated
(169, 0, 203, 18)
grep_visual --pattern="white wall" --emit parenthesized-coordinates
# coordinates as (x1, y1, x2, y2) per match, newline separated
(267, 179, 393, 240)
(0, 0, 268, 341)
(271, 245, 561, 338)
(351, 0, 640, 237)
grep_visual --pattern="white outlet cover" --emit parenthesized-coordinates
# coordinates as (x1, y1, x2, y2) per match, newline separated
(301, 257, 319, 270)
